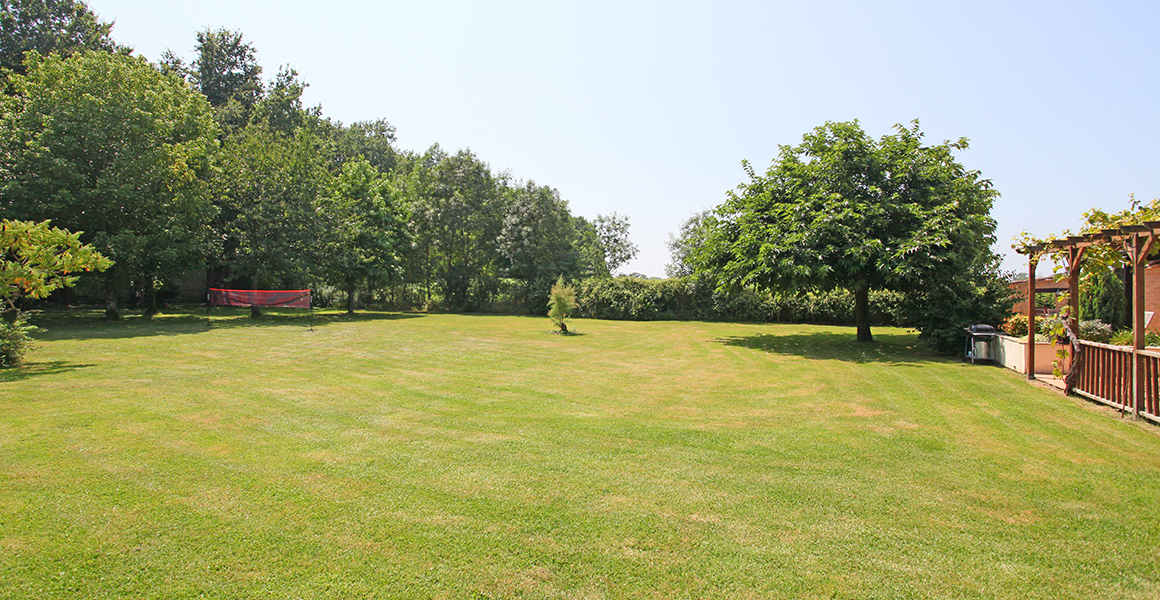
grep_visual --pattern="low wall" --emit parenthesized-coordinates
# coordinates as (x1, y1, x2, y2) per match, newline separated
(993, 334, 1068, 375)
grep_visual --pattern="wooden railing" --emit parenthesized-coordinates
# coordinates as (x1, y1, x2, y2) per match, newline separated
(1074, 340, 1160, 423)
(1141, 349, 1160, 421)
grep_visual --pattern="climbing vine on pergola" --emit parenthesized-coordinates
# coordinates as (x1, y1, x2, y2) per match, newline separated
(1015, 219, 1160, 417)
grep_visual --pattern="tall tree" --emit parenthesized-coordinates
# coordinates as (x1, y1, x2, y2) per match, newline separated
(317, 117, 399, 174)
(496, 180, 579, 309)
(0, 51, 218, 317)
(695, 120, 1003, 345)
(315, 158, 409, 314)
(161, 28, 263, 133)
(666, 209, 712, 278)
(571, 215, 608, 278)
(0, 0, 121, 76)
(593, 212, 639, 274)
(213, 126, 330, 299)
(420, 148, 504, 310)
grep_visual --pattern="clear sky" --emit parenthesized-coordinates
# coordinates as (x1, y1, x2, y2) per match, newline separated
(86, 0, 1160, 277)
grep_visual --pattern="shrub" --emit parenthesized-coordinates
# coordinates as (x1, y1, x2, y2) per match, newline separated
(1078, 319, 1113, 344)
(0, 318, 37, 368)
(1037, 316, 1065, 337)
(1109, 329, 1160, 347)
(1004, 314, 1028, 337)
(572, 275, 909, 326)
(547, 276, 577, 333)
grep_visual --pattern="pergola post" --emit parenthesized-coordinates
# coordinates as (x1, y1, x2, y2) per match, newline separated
(1131, 233, 1153, 417)
(1027, 255, 1038, 380)
(1064, 245, 1085, 393)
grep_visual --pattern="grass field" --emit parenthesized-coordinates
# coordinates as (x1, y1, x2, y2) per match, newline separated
(2, 309, 1159, 599)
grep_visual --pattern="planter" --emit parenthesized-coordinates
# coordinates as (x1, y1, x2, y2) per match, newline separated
(993, 334, 1070, 375)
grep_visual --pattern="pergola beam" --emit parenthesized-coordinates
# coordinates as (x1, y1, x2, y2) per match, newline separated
(1016, 222, 1158, 413)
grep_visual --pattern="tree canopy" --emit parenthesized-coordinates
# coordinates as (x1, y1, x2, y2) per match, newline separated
(0, 11, 640, 318)
(0, 0, 121, 76)
(0, 50, 219, 317)
(694, 120, 1006, 346)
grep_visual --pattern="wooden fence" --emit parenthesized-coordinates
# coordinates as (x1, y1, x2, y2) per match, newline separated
(1074, 340, 1160, 423)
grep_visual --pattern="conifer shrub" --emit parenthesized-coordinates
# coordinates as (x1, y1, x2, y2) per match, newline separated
(547, 276, 577, 334)
(0, 318, 37, 368)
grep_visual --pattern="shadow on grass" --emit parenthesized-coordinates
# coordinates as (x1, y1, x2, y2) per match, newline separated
(0, 360, 96, 382)
(715, 330, 944, 365)
(28, 308, 425, 341)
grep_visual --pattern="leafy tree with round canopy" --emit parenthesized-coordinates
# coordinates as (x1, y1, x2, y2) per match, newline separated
(0, 50, 219, 317)
(159, 28, 263, 134)
(497, 180, 579, 310)
(315, 158, 410, 314)
(694, 120, 1003, 345)
(0, 0, 122, 76)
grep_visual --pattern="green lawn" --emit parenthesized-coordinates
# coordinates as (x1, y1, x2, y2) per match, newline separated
(2, 310, 1159, 599)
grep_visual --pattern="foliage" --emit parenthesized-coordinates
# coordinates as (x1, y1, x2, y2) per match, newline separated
(694, 120, 1002, 347)
(1035, 292, 1059, 309)
(571, 215, 608, 278)
(666, 209, 712, 278)
(592, 212, 639, 274)
(546, 275, 576, 333)
(315, 159, 410, 313)
(1079, 267, 1126, 328)
(317, 117, 399, 174)
(900, 254, 1016, 354)
(1004, 314, 1028, 337)
(0, 51, 218, 317)
(0, 314, 35, 366)
(403, 146, 506, 311)
(0, 0, 122, 76)
(1037, 316, 1065, 338)
(496, 181, 579, 311)
(251, 66, 315, 136)
(1013, 195, 1160, 304)
(573, 275, 908, 325)
(1078, 319, 1113, 344)
(159, 28, 263, 134)
(1110, 329, 1160, 347)
(0, 219, 111, 319)
(214, 125, 330, 290)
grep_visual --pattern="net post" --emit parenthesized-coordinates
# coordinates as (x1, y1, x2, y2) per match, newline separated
(206, 293, 211, 328)
(309, 290, 314, 332)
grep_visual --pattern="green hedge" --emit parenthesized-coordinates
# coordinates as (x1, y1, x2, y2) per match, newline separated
(573, 276, 908, 326)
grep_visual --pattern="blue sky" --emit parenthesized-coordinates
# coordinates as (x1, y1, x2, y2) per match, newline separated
(88, 0, 1160, 277)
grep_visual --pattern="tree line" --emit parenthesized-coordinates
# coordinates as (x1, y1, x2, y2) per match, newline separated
(0, 1, 637, 318)
(2, 1, 1014, 355)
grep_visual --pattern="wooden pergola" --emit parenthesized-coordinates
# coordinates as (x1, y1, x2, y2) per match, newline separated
(1018, 220, 1160, 421)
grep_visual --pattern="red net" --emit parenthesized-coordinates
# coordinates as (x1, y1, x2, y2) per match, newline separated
(208, 289, 312, 309)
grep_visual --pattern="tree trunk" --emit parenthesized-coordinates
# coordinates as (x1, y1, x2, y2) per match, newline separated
(143, 285, 159, 316)
(854, 285, 873, 343)
(104, 289, 120, 320)
(346, 284, 356, 315)
(250, 305, 262, 319)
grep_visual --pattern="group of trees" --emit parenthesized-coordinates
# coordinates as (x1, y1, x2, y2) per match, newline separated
(1, 1, 1011, 354)
(0, 1, 637, 318)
